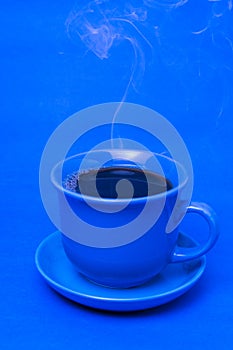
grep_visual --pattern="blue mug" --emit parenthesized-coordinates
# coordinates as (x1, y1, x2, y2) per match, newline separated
(51, 150, 219, 288)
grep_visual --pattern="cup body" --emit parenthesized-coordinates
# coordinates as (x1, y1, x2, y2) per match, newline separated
(51, 150, 189, 288)
(61, 197, 178, 288)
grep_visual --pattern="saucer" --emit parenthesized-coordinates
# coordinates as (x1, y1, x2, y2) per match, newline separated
(35, 231, 206, 312)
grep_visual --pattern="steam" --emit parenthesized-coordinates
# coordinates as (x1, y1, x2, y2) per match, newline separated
(144, 0, 188, 9)
(66, 1, 153, 91)
(66, 0, 233, 130)
(66, 0, 154, 145)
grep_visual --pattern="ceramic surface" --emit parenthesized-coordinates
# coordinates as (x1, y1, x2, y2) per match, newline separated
(35, 231, 206, 312)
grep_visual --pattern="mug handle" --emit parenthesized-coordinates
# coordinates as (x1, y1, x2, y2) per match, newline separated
(170, 202, 219, 263)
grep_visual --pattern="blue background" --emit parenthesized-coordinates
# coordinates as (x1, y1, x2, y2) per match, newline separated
(1, 1, 232, 349)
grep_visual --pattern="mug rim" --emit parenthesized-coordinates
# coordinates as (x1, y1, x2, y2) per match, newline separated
(51, 149, 188, 204)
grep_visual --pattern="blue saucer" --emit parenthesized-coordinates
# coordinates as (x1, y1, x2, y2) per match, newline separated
(35, 232, 206, 312)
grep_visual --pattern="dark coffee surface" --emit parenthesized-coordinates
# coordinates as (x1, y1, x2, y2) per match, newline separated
(64, 167, 173, 199)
